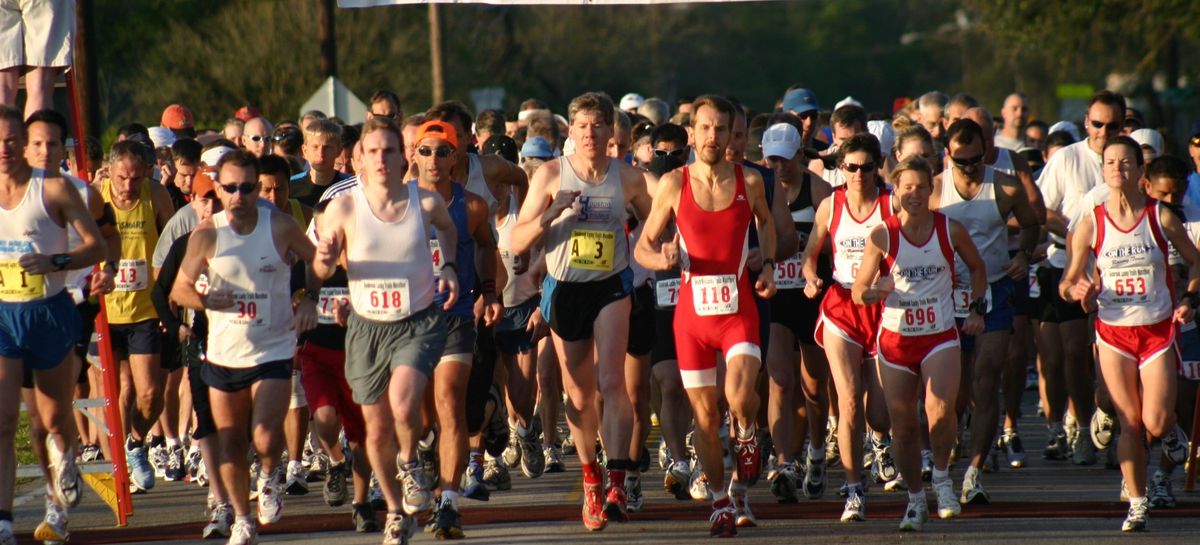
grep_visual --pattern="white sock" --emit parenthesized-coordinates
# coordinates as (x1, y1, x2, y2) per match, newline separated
(442, 490, 459, 510)
(808, 444, 824, 461)
(908, 488, 926, 502)
(932, 467, 950, 483)
(166, 437, 182, 448)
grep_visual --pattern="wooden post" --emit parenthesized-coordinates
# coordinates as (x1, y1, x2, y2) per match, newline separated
(429, 3, 444, 104)
(73, 0, 99, 141)
(318, 0, 337, 78)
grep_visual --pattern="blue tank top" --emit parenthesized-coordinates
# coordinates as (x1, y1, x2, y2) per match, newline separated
(432, 182, 477, 317)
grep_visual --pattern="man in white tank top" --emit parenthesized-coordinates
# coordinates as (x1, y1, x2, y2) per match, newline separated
(0, 106, 109, 545)
(511, 92, 654, 530)
(170, 151, 318, 545)
(312, 117, 461, 543)
(931, 118, 1041, 506)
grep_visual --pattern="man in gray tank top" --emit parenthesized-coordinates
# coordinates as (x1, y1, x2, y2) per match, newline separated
(511, 92, 654, 531)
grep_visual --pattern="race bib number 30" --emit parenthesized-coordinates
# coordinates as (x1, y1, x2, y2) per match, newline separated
(229, 291, 270, 328)
(114, 259, 149, 292)
(0, 260, 44, 302)
(317, 287, 350, 325)
(774, 256, 806, 290)
(691, 275, 738, 316)
(358, 279, 411, 321)
(569, 229, 615, 271)
(655, 278, 680, 308)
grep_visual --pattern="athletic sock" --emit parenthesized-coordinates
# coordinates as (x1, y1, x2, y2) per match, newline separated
(808, 444, 824, 461)
(932, 467, 950, 483)
(442, 490, 459, 510)
(908, 488, 927, 503)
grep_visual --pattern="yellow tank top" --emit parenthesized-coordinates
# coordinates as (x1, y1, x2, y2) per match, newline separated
(101, 178, 160, 324)
(289, 199, 306, 226)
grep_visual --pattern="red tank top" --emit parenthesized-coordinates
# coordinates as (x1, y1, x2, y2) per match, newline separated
(677, 165, 753, 278)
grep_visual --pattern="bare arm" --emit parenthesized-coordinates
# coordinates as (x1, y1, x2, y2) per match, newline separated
(1058, 213, 1095, 303)
(483, 153, 529, 189)
(421, 189, 460, 310)
(29, 178, 106, 272)
(511, 160, 567, 255)
(625, 165, 656, 222)
(170, 222, 215, 311)
(312, 195, 351, 281)
(950, 220, 988, 303)
(769, 175, 799, 261)
(1160, 206, 1200, 323)
(851, 225, 888, 305)
(1009, 151, 1046, 224)
(801, 197, 833, 297)
(633, 171, 682, 272)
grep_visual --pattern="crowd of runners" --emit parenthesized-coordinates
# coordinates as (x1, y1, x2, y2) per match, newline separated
(0, 83, 1198, 545)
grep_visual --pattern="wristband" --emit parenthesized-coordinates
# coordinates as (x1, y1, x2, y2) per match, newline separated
(481, 280, 497, 296)
(1184, 291, 1200, 308)
(969, 297, 987, 316)
(762, 258, 776, 268)
(441, 262, 458, 274)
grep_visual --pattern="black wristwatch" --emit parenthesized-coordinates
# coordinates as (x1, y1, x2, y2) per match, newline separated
(762, 258, 776, 269)
(304, 289, 320, 303)
(51, 253, 71, 271)
(968, 297, 987, 316)
(1183, 291, 1200, 309)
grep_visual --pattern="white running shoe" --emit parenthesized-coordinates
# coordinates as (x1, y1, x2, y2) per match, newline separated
(840, 487, 866, 522)
(0, 520, 16, 545)
(960, 468, 989, 504)
(46, 436, 82, 508)
(899, 494, 928, 531)
(228, 518, 258, 545)
(689, 466, 712, 501)
(202, 501, 233, 539)
(1121, 498, 1149, 532)
(33, 496, 69, 545)
(256, 467, 284, 525)
(933, 478, 961, 519)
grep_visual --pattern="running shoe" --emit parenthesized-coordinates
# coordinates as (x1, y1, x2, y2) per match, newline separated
(933, 477, 961, 519)
(709, 498, 737, 538)
(324, 460, 349, 506)
(769, 460, 800, 503)
(519, 421, 545, 479)
(352, 502, 378, 533)
(306, 451, 329, 483)
(0, 521, 14, 545)
(202, 501, 232, 539)
(582, 480, 607, 531)
(960, 468, 989, 505)
(382, 512, 415, 545)
(899, 494, 928, 531)
(624, 473, 644, 512)
(369, 475, 386, 511)
(603, 474, 629, 523)
(33, 496, 69, 544)
(561, 432, 576, 456)
(463, 457, 490, 501)
(126, 438, 156, 491)
(482, 387, 510, 459)
(165, 444, 186, 482)
(417, 431, 440, 487)
(884, 472, 907, 492)
(840, 487, 866, 522)
(228, 518, 257, 545)
(46, 436, 82, 508)
(1042, 427, 1070, 461)
(186, 445, 202, 482)
(825, 417, 841, 468)
(1071, 426, 1097, 465)
(689, 466, 712, 501)
(249, 456, 261, 500)
(502, 424, 521, 468)
(286, 460, 309, 495)
(730, 481, 755, 527)
(257, 466, 285, 525)
(732, 425, 762, 485)
(433, 496, 464, 539)
(1121, 498, 1149, 532)
(544, 446, 565, 473)
(872, 438, 899, 483)
(664, 459, 691, 500)
(1160, 425, 1189, 465)
(1001, 429, 1027, 468)
(482, 456, 511, 491)
(150, 442, 167, 479)
(1149, 469, 1176, 509)
(657, 438, 671, 471)
(80, 444, 102, 463)
(763, 456, 781, 483)
(195, 455, 209, 488)
(1119, 478, 1129, 502)
(920, 449, 934, 482)
(397, 460, 432, 514)
(1091, 408, 1116, 450)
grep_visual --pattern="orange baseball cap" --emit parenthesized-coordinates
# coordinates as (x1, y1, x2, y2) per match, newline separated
(415, 120, 458, 149)
(191, 170, 216, 199)
(161, 104, 195, 130)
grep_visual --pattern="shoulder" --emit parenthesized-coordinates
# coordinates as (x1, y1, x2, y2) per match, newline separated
(465, 190, 489, 212)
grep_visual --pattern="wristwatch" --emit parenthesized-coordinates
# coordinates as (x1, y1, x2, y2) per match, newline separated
(968, 297, 987, 316)
(51, 253, 71, 271)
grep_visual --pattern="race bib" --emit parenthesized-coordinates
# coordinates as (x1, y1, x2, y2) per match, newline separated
(429, 239, 443, 275)
(357, 279, 411, 321)
(317, 287, 350, 325)
(229, 291, 270, 328)
(194, 273, 210, 295)
(897, 297, 943, 335)
(1103, 265, 1153, 305)
(113, 259, 148, 292)
(691, 274, 738, 316)
(568, 229, 615, 271)
(655, 278, 680, 308)
(953, 286, 993, 319)
(774, 256, 806, 290)
(1180, 359, 1200, 381)
(0, 260, 44, 302)
(1028, 266, 1041, 298)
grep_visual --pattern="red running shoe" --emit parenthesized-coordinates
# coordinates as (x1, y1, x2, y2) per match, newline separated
(603, 483, 629, 523)
(582, 481, 607, 531)
(709, 499, 737, 538)
(733, 434, 762, 486)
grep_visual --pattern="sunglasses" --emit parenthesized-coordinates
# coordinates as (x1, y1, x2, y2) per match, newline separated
(1089, 119, 1121, 133)
(220, 182, 257, 195)
(796, 110, 819, 121)
(653, 148, 687, 158)
(247, 135, 267, 143)
(951, 154, 985, 168)
(840, 162, 876, 173)
(417, 146, 454, 158)
(371, 111, 398, 120)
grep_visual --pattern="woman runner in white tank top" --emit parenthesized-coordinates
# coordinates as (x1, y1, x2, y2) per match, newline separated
(1059, 137, 1200, 533)
(852, 157, 987, 531)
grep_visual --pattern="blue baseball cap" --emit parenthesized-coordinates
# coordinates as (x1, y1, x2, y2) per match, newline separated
(520, 136, 554, 159)
(782, 88, 819, 115)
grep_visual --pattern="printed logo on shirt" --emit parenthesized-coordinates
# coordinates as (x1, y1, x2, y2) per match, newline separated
(577, 196, 613, 223)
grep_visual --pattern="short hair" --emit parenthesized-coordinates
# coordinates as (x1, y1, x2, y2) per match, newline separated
(483, 134, 518, 164)
(727, 97, 748, 123)
(425, 101, 474, 134)
(0, 105, 23, 133)
(401, 113, 427, 130)
(340, 124, 361, 150)
(370, 89, 401, 110)
(831, 104, 867, 130)
(301, 110, 328, 122)
(475, 109, 506, 137)
(838, 133, 884, 168)
(637, 98, 670, 125)
(117, 123, 150, 142)
(519, 98, 548, 111)
(567, 92, 615, 126)
(216, 149, 261, 179)
(361, 116, 403, 147)
(1027, 120, 1049, 132)
(917, 91, 949, 111)
(614, 109, 632, 137)
(1146, 155, 1190, 183)
(677, 96, 696, 107)
(84, 136, 102, 165)
(1087, 90, 1127, 118)
(891, 156, 934, 187)
(690, 95, 737, 128)
(1045, 130, 1076, 150)
(303, 118, 343, 143)
(171, 138, 202, 164)
(650, 123, 688, 148)
(1103, 135, 1143, 166)
(24, 109, 68, 142)
(948, 93, 979, 110)
(271, 126, 303, 156)
(224, 117, 245, 130)
(109, 140, 149, 168)
(203, 138, 239, 152)
(945, 118, 985, 148)
(527, 112, 559, 146)
(894, 125, 933, 155)
(258, 154, 292, 181)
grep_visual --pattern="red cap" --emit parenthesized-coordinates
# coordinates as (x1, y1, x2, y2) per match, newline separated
(191, 171, 216, 199)
(415, 120, 459, 149)
(892, 97, 913, 115)
(234, 106, 260, 122)
(161, 104, 195, 130)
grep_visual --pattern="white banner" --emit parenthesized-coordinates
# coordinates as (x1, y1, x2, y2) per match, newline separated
(340, 0, 765, 6)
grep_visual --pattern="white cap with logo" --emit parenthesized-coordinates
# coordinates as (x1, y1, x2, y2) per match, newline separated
(762, 123, 802, 160)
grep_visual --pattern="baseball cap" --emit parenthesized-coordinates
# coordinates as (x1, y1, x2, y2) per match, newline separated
(191, 171, 216, 198)
(147, 126, 176, 149)
(415, 120, 458, 149)
(867, 120, 895, 157)
(835, 96, 863, 111)
(520, 136, 554, 160)
(200, 146, 235, 168)
(1047, 121, 1082, 142)
(161, 104, 194, 130)
(619, 93, 645, 111)
(234, 106, 261, 122)
(1129, 128, 1164, 159)
(782, 88, 819, 115)
(761, 123, 802, 160)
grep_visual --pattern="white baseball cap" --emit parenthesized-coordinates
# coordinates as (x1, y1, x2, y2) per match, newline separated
(1047, 121, 1082, 142)
(147, 126, 176, 149)
(200, 146, 235, 168)
(1130, 128, 1165, 159)
(835, 96, 863, 111)
(868, 120, 895, 156)
(619, 93, 645, 111)
(762, 123, 802, 160)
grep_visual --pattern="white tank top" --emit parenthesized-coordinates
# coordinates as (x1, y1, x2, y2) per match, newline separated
(347, 182, 435, 321)
(205, 208, 295, 367)
(880, 213, 956, 336)
(464, 153, 498, 215)
(827, 187, 893, 287)
(0, 170, 67, 302)
(940, 167, 1008, 282)
(543, 157, 628, 282)
(1092, 201, 1173, 326)
(496, 195, 540, 307)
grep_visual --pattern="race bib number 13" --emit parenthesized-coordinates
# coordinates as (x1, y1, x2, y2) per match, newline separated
(569, 229, 615, 271)
(691, 275, 738, 316)
(114, 259, 149, 292)
(953, 286, 993, 319)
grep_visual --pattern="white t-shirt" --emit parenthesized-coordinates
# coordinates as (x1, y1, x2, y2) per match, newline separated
(1036, 140, 1102, 268)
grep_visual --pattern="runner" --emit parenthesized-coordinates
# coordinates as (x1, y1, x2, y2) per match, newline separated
(635, 95, 777, 537)
(801, 132, 895, 521)
(170, 150, 318, 545)
(994, 93, 1030, 151)
(511, 92, 653, 530)
(0, 105, 107, 545)
(312, 116, 460, 545)
(1058, 136, 1200, 532)
(291, 119, 350, 207)
(851, 156, 986, 531)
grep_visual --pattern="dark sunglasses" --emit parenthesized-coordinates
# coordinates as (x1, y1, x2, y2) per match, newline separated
(797, 110, 819, 121)
(371, 111, 398, 120)
(1089, 119, 1121, 133)
(417, 146, 454, 158)
(951, 154, 985, 168)
(247, 135, 267, 143)
(220, 182, 257, 195)
(653, 148, 687, 158)
(840, 162, 876, 173)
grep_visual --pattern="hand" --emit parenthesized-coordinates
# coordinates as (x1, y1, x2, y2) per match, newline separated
(527, 306, 548, 341)
(803, 275, 823, 299)
(961, 313, 985, 336)
(1003, 252, 1029, 281)
(90, 267, 115, 294)
(160, 161, 176, 185)
(94, 165, 109, 182)
(293, 299, 317, 333)
(545, 190, 581, 221)
(315, 230, 342, 270)
(439, 271, 460, 311)
(177, 325, 193, 343)
(203, 288, 234, 310)
(660, 232, 681, 269)
(755, 264, 777, 298)
(746, 247, 763, 271)
(17, 253, 53, 275)
(333, 298, 351, 327)
(483, 294, 503, 327)
(1065, 278, 1095, 304)
(871, 275, 895, 298)
(1174, 303, 1195, 325)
